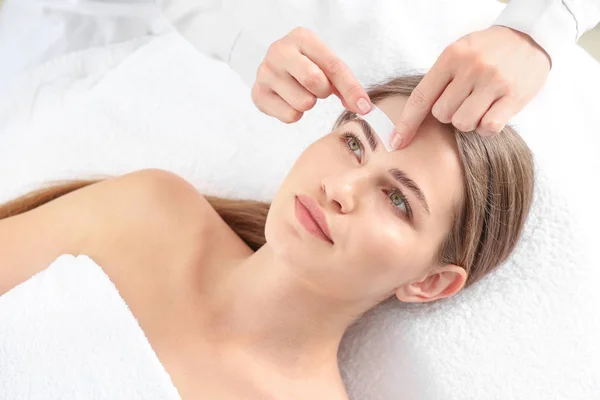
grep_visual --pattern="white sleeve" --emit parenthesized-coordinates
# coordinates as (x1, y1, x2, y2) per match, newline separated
(493, 0, 600, 63)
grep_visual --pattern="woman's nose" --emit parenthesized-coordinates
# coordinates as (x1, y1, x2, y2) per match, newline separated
(321, 170, 369, 213)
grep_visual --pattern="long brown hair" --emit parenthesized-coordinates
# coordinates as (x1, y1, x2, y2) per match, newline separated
(0, 75, 534, 289)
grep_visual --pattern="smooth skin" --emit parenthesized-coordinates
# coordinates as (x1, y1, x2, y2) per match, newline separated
(252, 26, 551, 148)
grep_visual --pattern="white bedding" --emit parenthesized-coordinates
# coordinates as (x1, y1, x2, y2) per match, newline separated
(0, 254, 180, 400)
(1, 1, 599, 399)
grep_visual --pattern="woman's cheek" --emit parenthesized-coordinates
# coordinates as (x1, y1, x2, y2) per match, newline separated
(361, 223, 409, 269)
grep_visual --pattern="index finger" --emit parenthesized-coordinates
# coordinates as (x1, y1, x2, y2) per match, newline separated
(394, 61, 452, 149)
(295, 29, 371, 115)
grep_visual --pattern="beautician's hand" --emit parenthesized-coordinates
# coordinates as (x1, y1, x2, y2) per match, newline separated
(252, 27, 372, 123)
(392, 26, 551, 149)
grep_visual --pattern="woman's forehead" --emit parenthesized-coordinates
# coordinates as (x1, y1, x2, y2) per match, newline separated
(374, 96, 460, 164)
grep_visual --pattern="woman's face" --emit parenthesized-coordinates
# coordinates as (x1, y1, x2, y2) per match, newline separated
(266, 96, 465, 304)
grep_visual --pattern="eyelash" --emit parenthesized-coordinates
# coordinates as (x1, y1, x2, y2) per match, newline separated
(341, 132, 413, 220)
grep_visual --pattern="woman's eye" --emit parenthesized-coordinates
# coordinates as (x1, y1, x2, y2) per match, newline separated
(389, 190, 409, 215)
(344, 134, 363, 160)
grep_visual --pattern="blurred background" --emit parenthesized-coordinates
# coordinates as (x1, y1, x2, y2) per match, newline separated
(0, 0, 597, 61)
(579, 21, 600, 60)
(496, 0, 599, 61)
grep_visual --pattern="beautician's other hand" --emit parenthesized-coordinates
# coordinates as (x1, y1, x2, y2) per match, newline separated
(252, 27, 372, 123)
(392, 25, 551, 149)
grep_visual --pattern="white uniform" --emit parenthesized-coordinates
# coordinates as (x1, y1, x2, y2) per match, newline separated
(494, 0, 600, 63)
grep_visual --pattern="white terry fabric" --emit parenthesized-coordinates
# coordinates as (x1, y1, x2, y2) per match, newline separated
(494, 0, 600, 64)
(0, 254, 181, 400)
(0, 1, 600, 399)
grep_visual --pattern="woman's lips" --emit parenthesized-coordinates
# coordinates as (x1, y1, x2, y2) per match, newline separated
(294, 194, 334, 244)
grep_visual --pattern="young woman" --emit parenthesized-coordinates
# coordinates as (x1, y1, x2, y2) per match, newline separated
(0, 36, 534, 400)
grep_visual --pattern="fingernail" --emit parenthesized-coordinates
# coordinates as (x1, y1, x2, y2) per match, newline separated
(391, 133, 403, 149)
(357, 98, 371, 114)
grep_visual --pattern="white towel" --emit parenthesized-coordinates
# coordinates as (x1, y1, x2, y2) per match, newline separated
(1, 1, 599, 399)
(0, 254, 181, 400)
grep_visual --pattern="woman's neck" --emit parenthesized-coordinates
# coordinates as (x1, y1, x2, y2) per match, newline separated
(194, 244, 368, 376)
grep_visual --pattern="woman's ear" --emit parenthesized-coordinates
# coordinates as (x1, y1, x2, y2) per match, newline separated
(395, 265, 467, 303)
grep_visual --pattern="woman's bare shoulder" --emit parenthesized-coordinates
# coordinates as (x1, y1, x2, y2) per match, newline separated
(0, 169, 215, 296)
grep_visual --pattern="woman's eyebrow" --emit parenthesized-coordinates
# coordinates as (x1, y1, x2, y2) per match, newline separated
(352, 118, 430, 215)
(389, 168, 430, 215)
(354, 118, 378, 151)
